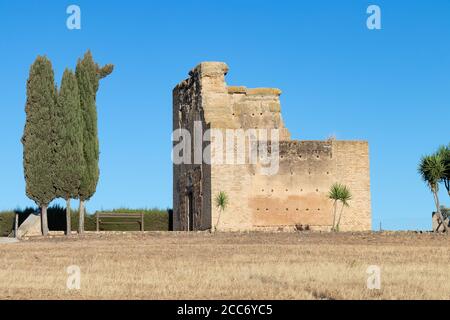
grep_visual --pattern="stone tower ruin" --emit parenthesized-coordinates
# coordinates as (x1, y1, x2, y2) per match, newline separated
(173, 62, 371, 231)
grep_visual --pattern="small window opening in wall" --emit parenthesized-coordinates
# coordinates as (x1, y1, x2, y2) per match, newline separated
(317, 208, 321, 211)
(265, 208, 269, 211)
(296, 208, 299, 211)
(257, 208, 260, 211)
(327, 171, 330, 175)
(286, 208, 289, 211)
(316, 188, 319, 192)
(299, 155, 302, 159)
(306, 208, 310, 211)
(232, 113, 235, 116)
(271, 189, 274, 192)
(285, 189, 288, 192)
(262, 188, 265, 192)
(252, 113, 255, 116)
(300, 188, 303, 192)
(260, 112, 263, 116)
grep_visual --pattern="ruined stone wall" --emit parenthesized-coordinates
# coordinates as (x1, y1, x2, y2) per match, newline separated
(173, 66, 212, 231)
(334, 141, 371, 231)
(173, 62, 372, 232)
(211, 140, 371, 231)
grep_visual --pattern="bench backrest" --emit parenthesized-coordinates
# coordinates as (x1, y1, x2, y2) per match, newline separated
(97, 213, 143, 218)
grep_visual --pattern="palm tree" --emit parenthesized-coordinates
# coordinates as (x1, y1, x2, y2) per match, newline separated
(418, 154, 448, 232)
(329, 184, 340, 231)
(328, 183, 352, 232)
(336, 185, 352, 231)
(214, 191, 228, 231)
(437, 144, 450, 197)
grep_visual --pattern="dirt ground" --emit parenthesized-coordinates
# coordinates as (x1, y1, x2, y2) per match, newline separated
(0, 231, 449, 300)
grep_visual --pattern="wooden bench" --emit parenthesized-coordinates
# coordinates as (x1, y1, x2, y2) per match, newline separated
(96, 212, 144, 232)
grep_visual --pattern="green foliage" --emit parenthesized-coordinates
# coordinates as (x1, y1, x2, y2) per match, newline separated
(418, 149, 450, 232)
(76, 50, 114, 201)
(329, 183, 352, 232)
(0, 211, 18, 237)
(54, 69, 84, 200)
(22, 56, 57, 206)
(76, 52, 99, 201)
(418, 154, 446, 193)
(97, 64, 114, 80)
(441, 206, 450, 219)
(328, 183, 352, 207)
(0, 207, 169, 235)
(215, 191, 229, 211)
(437, 144, 450, 195)
(213, 191, 229, 231)
(95, 208, 169, 231)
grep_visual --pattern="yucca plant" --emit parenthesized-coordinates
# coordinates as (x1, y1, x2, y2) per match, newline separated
(214, 191, 228, 231)
(418, 154, 448, 232)
(328, 183, 352, 232)
(437, 144, 450, 197)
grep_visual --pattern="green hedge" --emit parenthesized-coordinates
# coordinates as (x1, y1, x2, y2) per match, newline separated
(93, 208, 169, 231)
(0, 211, 16, 237)
(0, 206, 170, 236)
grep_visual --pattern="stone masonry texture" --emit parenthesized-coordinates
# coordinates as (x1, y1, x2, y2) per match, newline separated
(173, 62, 371, 232)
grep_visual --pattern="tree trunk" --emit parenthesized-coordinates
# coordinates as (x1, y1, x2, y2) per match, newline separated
(433, 191, 448, 232)
(214, 210, 222, 232)
(78, 200, 85, 234)
(331, 200, 337, 231)
(65, 199, 71, 236)
(336, 203, 345, 232)
(41, 205, 49, 236)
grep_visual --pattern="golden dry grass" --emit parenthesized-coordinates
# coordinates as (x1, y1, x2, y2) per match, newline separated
(0, 231, 450, 300)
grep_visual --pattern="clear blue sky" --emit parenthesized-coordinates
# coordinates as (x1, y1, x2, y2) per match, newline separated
(0, 1, 449, 230)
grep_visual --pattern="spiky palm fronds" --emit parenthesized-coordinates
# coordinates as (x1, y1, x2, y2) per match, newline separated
(329, 183, 352, 232)
(328, 183, 352, 206)
(418, 154, 446, 193)
(436, 144, 450, 195)
(418, 153, 448, 232)
(214, 191, 228, 231)
(215, 191, 228, 211)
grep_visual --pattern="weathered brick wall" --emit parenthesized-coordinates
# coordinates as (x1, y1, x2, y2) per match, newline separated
(173, 65, 213, 231)
(334, 141, 372, 231)
(249, 141, 336, 230)
(226, 86, 291, 140)
(173, 62, 372, 232)
(211, 140, 371, 231)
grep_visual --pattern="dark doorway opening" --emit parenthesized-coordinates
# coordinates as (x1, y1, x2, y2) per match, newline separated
(187, 192, 194, 231)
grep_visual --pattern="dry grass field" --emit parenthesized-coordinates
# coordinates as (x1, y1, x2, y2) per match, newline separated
(0, 231, 449, 300)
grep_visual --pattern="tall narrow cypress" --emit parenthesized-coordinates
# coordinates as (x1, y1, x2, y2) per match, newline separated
(22, 56, 57, 236)
(75, 51, 113, 233)
(54, 69, 84, 235)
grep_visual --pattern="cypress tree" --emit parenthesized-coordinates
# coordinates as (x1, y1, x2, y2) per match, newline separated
(54, 69, 84, 236)
(22, 56, 57, 236)
(75, 51, 113, 233)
